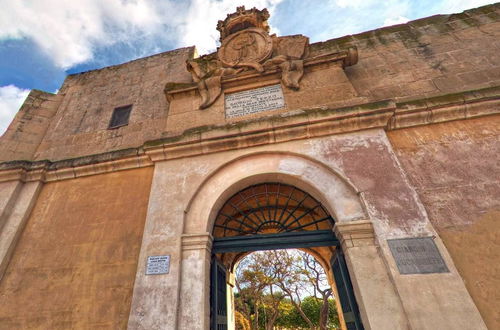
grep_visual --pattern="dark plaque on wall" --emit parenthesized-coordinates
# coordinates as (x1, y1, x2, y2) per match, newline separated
(387, 237, 449, 275)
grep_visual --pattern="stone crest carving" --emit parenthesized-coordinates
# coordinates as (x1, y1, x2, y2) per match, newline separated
(218, 28, 273, 72)
(167, 6, 358, 110)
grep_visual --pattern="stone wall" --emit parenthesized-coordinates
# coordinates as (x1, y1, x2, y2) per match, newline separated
(317, 4, 500, 101)
(0, 90, 61, 161)
(122, 128, 486, 329)
(387, 115, 500, 329)
(1, 4, 499, 163)
(33, 47, 194, 161)
(0, 167, 153, 329)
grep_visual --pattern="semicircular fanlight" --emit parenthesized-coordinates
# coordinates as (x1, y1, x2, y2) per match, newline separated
(213, 183, 335, 238)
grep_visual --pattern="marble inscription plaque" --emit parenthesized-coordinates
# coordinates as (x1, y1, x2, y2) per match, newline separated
(388, 237, 449, 274)
(146, 255, 170, 275)
(225, 84, 285, 118)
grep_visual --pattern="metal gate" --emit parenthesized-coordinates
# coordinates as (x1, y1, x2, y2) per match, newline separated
(210, 183, 363, 330)
(210, 230, 364, 330)
(331, 249, 364, 330)
(210, 258, 228, 330)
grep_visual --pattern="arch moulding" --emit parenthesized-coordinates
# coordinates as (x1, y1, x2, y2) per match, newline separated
(183, 151, 369, 236)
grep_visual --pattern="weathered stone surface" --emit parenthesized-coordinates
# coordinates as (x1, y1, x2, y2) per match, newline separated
(388, 115, 500, 329)
(0, 181, 42, 281)
(0, 181, 22, 232)
(33, 47, 194, 161)
(0, 90, 61, 162)
(0, 168, 153, 329)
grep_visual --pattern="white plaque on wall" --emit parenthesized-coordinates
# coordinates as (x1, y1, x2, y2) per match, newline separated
(225, 84, 286, 118)
(146, 255, 170, 275)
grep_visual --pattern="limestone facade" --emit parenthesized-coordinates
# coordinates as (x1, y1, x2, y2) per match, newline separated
(0, 3, 499, 330)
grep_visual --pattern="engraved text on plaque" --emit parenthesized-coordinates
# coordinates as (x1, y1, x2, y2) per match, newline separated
(388, 237, 449, 274)
(146, 255, 170, 275)
(225, 84, 285, 118)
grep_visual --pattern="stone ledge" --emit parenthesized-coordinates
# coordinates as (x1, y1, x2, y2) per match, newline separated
(1, 86, 499, 182)
(0, 154, 153, 183)
(389, 86, 500, 129)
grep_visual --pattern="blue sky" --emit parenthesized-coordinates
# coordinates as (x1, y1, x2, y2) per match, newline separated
(0, 0, 496, 135)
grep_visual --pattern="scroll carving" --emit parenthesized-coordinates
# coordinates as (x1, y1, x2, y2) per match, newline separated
(186, 60, 242, 109)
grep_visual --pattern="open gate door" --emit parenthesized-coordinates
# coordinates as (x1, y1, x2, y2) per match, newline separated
(210, 257, 228, 330)
(331, 250, 364, 330)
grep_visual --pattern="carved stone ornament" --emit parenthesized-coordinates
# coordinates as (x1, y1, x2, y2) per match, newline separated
(218, 28, 273, 72)
(168, 6, 358, 110)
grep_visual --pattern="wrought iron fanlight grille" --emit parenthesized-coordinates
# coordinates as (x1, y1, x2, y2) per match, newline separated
(213, 183, 335, 238)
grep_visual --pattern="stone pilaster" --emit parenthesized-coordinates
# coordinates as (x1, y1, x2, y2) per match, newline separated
(0, 179, 43, 280)
(334, 220, 410, 330)
(178, 233, 213, 330)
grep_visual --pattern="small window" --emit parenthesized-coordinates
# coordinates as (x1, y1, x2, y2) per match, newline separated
(108, 105, 132, 129)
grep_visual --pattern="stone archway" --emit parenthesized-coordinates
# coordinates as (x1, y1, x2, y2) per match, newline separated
(177, 152, 408, 329)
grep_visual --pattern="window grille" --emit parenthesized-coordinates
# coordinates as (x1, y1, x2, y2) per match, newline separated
(108, 105, 132, 129)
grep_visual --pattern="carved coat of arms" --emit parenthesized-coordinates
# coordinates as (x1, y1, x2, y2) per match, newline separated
(218, 27, 273, 72)
(169, 6, 357, 110)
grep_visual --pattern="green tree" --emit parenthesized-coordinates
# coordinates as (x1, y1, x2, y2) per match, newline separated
(300, 296, 340, 329)
(272, 297, 339, 329)
(236, 252, 285, 330)
(235, 249, 340, 330)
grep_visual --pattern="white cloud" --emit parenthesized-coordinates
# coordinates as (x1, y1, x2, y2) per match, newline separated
(383, 16, 410, 26)
(0, 0, 284, 69)
(0, 0, 495, 71)
(0, 0, 179, 69)
(0, 85, 30, 137)
(334, 0, 366, 9)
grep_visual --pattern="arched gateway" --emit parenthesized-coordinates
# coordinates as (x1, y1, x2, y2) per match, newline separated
(210, 182, 364, 329)
(174, 152, 380, 329)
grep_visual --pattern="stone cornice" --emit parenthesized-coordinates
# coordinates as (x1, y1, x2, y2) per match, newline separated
(181, 233, 213, 252)
(334, 220, 376, 249)
(0, 86, 498, 183)
(145, 99, 396, 162)
(389, 86, 500, 129)
(0, 154, 153, 183)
